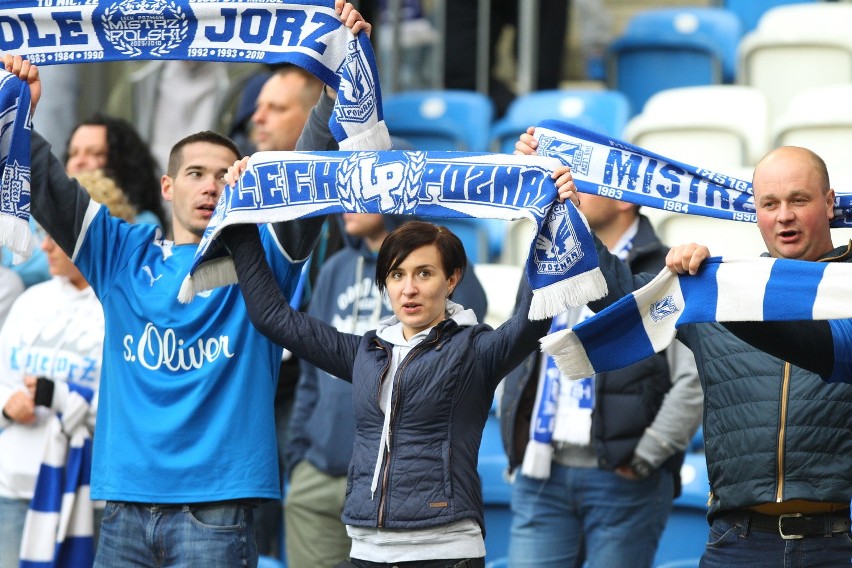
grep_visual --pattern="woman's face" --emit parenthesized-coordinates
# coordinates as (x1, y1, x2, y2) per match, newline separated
(66, 125, 108, 175)
(385, 244, 460, 340)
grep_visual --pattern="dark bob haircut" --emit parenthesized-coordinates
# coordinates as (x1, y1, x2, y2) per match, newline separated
(375, 220, 467, 295)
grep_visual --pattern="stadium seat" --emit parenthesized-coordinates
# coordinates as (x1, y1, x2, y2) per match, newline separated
(477, 404, 513, 565)
(607, 8, 742, 114)
(472, 263, 523, 328)
(772, 84, 852, 180)
(738, 3, 852, 120)
(499, 218, 536, 268)
(382, 89, 494, 152)
(652, 453, 709, 566)
(489, 89, 631, 153)
(624, 85, 770, 169)
(723, 0, 817, 33)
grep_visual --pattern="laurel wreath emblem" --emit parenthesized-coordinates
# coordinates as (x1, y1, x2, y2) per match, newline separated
(336, 153, 364, 212)
(396, 151, 425, 214)
(101, 1, 187, 58)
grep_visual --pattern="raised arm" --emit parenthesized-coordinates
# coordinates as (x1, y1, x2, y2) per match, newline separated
(222, 223, 361, 381)
(2, 54, 93, 259)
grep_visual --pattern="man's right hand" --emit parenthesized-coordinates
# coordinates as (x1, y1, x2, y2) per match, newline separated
(1, 54, 40, 116)
(666, 243, 711, 275)
(3, 390, 35, 424)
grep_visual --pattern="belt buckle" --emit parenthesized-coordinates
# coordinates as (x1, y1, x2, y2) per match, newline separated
(778, 512, 805, 540)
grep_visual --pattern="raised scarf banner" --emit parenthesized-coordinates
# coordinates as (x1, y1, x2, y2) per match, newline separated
(0, 0, 390, 151)
(540, 256, 852, 380)
(19, 387, 96, 568)
(532, 120, 852, 228)
(179, 148, 608, 320)
(0, 70, 32, 263)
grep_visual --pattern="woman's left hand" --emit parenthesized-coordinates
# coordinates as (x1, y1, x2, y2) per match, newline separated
(554, 165, 580, 207)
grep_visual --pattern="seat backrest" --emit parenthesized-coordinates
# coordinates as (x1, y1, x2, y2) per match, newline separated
(773, 85, 852, 177)
(724, 0, 817, 33)
(607, 8, 742, 114)
(471, 263, 523, 328)
(489, 89, 630, 153)
(382, 90, 494, 152)
(738, 4, 852, 119)
(625, 85, 769, 168)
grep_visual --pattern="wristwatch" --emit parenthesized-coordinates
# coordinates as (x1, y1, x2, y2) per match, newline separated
(629, 456, 655, 479)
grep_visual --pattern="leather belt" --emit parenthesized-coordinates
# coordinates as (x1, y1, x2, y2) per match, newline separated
(720, 509, 851, 540)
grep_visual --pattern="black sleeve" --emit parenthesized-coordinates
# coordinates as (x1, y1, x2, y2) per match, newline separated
(222, 223, 359, 381)
(30, 130, 93, 258)
(722, 320, 834, 378)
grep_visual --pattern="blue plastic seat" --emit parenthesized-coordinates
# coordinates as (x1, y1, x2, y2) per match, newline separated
(653, 452, 710, 566)
(489, 89, 631, 154)
(724, 0, 817, 32)
(607, 8, 742, 114)
(382, 89, 494, 152)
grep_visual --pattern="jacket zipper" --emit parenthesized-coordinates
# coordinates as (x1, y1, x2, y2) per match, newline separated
(377, 330, 443, 527)
(775, 362, 792, 502)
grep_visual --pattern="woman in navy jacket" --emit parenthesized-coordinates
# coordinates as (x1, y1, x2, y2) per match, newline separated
(223, 219, 551, 567)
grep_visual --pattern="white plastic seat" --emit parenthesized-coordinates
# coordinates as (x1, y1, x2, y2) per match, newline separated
(471, 263, 524, 328)
(773, 85, 852, 178)
(738, 4, 852, 120)
(624, 85, 769, 169)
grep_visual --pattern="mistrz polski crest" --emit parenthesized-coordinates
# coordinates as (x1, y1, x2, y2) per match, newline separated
(534, 202, 583, 275)
(650, 294, 679, 322)
(333, 39, 375, 124)
(337, 152, 425, 214)
(537, 136, 593, 176)
(101, 0, 189, 58)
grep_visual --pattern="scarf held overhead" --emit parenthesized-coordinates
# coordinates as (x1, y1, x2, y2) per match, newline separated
(541, 256, 852, 380)
(0, 70, 31, 264)
(532, 120, 852, 228)
(0, 0, 389, 151)
(179, 149, 608, 320)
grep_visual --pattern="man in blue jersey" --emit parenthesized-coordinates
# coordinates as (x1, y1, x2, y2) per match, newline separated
(1, 4, 373, 566)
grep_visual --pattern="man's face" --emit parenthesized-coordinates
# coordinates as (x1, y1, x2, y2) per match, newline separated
(251, 73, 311, 152)
(66, 125, 108, 175)
(578, 193, 622, 233)
(753, 147, 835, 261)
(161, 142, 237, 245)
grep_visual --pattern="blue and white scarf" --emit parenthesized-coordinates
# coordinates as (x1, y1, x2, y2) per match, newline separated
(532, 120, 852, 228)
(0, 70, 32, 263)
(1, 0, 389, 151)
(541, 256, 852, 380)
(180, 149, 608, 319)
(19, 386, 96, 568)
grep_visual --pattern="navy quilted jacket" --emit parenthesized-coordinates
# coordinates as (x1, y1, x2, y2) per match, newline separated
(225, 224, 551, 531)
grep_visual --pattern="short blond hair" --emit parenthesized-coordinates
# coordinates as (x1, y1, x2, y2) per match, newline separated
(71, 170, 137, 222)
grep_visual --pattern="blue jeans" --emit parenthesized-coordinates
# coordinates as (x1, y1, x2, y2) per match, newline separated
(93, 501, 257, 568)
(0, 496, 28, 568)
(508, 464, 674, 568)
(700, 516, 852, 568)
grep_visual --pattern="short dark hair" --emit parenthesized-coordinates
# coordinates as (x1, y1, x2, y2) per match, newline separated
(375, 220, 467, 295)
(66, 114, 166, 228)
(167, 131, 240, 178)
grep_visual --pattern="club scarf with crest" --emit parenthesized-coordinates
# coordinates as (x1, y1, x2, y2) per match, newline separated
(541, 256, 852, 380)
(0, 70, 32, 264)
(0, 0, 389, 151)
(180, 149, 608, 320)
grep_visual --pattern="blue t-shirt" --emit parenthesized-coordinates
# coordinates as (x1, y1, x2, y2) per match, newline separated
(75, 205, 300, 503)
